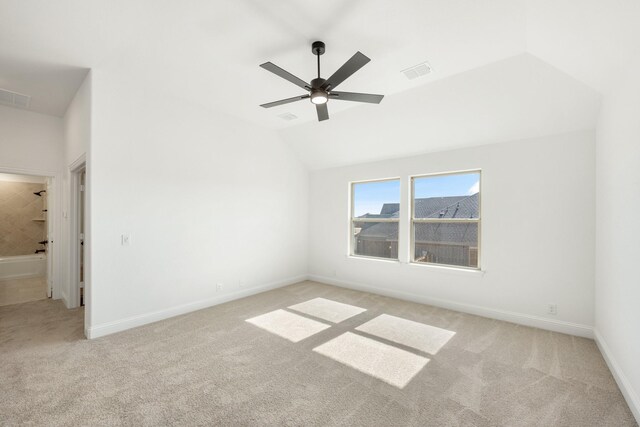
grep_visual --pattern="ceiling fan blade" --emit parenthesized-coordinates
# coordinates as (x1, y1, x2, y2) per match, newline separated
(260, 94, 310, 108)
(329, 91, 384, 104)
(321, 52, 370, 90)
(260, 62, 310, 90)
(316, 103, 329, 121)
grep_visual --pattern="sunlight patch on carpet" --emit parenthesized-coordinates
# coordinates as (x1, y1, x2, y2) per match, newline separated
(355, 314, 455, 355)
(246, 309, 330, 343)
(313, 332, 429, 388)
(288, 297, 367, 323)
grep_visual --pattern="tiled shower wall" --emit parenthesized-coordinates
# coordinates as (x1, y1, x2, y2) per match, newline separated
(0, 181, 46, 256)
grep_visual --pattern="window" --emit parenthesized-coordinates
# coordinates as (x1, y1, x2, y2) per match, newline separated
(411, 171, 480, 269)
(350, 179, 400, 260)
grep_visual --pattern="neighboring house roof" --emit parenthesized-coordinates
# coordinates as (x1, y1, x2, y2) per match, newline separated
(414, 194, 479, 219)
(380, 203, 399, 215)
(354, 221, 399, 240)
(359, 212, 398, 219)
(414, 222, 478, 246)
(355, 193, 479, 244)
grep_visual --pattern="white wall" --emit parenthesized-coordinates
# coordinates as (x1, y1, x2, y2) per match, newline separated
(309, 131, 595, 336)
(87, 71, 308, 337)
(0, 105, 63, 172)
(0, 104, 64, 298)
(595, 67, 640, 420)
(0, 173, 46, 183)
(64, 73, 91, 166)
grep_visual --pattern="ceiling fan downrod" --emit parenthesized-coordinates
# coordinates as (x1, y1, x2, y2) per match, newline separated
(312, 40, 325, 79)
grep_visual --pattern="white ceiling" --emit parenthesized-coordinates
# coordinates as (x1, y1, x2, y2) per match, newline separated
(0, 0, 525, 124)
(0, 56, 88, 117)
(525, 0, 640, 94)
(1, 0, 637, 168)
(280, 54, 601, 169)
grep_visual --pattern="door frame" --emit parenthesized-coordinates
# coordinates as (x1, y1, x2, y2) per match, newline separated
(0, 165, 60, 299)
(69, 155, 86, 309)
(45, 176, 55, 297)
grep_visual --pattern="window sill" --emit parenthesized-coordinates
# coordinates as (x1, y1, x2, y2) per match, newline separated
(345, 255, 401, 264)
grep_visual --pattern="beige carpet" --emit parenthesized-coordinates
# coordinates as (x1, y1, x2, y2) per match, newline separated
(0, 281, 636, 426)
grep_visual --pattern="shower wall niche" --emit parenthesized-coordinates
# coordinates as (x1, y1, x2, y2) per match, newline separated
(0, 179, 47, 256)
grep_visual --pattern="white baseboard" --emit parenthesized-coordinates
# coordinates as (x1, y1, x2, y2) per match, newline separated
(86, 274, 307, 339)
(594, 329, 640, 423)
(309, 274, 594, 338)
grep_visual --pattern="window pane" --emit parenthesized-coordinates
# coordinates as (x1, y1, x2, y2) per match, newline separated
(413, 172, 480, 219)
(353, 221, 399, 259)
(352, 180, 400, 218)
(413, 222, 478, 268)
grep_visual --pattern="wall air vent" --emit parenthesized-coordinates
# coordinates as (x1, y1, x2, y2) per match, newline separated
(0, 88, 31, 109)
(401, 62, 432, 80)
(277, 112, 298, 121)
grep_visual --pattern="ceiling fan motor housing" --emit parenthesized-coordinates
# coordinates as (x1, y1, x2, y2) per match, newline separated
(311, 41, 325, 55)
(310, 78, 326, 89)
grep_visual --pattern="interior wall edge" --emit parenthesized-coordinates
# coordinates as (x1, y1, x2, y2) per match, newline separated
(308, 274, 594, 338)
(85, 274, 308, 339)
(594, 328, 640, 424)
(60, 290, 70, 310)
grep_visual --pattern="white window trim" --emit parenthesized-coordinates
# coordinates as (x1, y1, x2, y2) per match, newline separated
(349, 178, 401, 261)
(409, 170, 482, 271)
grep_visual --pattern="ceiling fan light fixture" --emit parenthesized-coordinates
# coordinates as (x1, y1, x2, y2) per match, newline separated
(310, 90, 328, 105)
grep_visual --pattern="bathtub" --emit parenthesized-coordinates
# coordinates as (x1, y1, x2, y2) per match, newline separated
(0, 254, 47, 281)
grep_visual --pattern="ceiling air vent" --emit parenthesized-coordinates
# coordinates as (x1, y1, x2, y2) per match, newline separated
(277, 112, 298, 121)
(0, 88, 31, 109)
(401, 62, 432, 80)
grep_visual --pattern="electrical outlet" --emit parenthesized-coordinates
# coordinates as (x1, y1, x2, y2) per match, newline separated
(547, 304, 558, 315)
(216, 283, 222, 292)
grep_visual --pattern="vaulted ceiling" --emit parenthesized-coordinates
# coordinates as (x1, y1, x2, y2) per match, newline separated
(280, 53, 600, 169)
(0, 0, 638, 168)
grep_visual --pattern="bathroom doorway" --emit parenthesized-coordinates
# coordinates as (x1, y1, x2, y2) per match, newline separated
(0, 172, 54, 307)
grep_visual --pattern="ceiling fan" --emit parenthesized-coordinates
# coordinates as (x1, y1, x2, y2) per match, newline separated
(259, 41, 384, 122)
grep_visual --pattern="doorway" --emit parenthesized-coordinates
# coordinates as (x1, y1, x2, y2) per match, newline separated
(69, 159, 86, 308)
(0, 171, 55, 306)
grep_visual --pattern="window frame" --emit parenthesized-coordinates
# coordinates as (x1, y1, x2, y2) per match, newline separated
(409, 170, 481, 270)
(349, 177, 401, 261)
